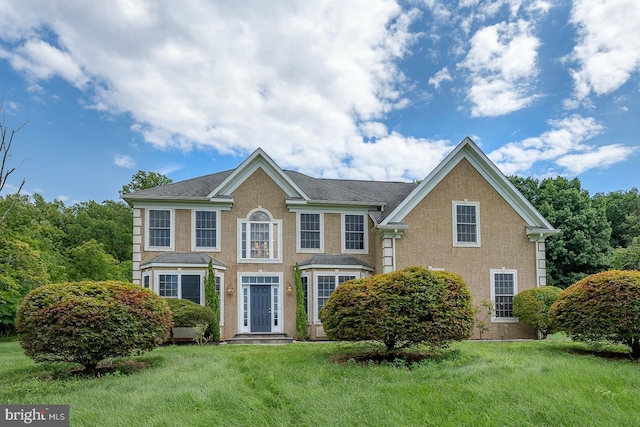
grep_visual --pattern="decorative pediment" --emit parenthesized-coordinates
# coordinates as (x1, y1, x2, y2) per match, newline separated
(207, 148, 309, 200)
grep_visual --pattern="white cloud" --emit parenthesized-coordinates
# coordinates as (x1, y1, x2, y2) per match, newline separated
(428, 67, 453, 89)
(0, 1, 454, 182)
(114, 154, 135, 169)
(556, 144, 637, 175)
(566, 0, 640, 105)
(459, 19, 540, 117)
(488, 115, 607, 175)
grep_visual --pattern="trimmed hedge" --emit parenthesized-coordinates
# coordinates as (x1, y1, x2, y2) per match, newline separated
(166, 298, 217, 336)
(512, 286, 563, 338)
(549, 270, 640, 357)
(320, 266, 474, 351)
(16, 281, 172, 371)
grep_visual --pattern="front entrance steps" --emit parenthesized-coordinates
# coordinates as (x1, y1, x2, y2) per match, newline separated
(225, 333, 294, 345)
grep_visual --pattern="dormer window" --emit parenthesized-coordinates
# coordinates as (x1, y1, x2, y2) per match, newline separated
(238, 209, 282, 262)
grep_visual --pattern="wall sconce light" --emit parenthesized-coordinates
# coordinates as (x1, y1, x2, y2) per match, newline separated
(227, 285, 234, 295)
(286, 284, 293, 295)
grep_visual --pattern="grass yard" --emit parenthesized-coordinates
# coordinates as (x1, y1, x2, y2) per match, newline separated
(1, 338, 639, 426)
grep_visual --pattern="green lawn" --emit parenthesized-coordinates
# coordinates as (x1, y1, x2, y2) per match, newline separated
(1, 338, 639, 426)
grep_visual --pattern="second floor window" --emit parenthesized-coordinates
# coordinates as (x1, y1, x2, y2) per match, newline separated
(299, 213, 321, 250)
(453, 201, 480, 247)
(194, 210, 218, 249)
(344, 214, 366, 252)
(239, 209, 281, 261)
(148, 209, 171, 248)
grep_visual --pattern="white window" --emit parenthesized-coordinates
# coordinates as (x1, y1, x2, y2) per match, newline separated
(156, 272, 204, 305)
(491, 269, 518, 322)
(315, 273, 357, 322)
(142, 274, 150, 289)
(342, 214, 368, 253)
(146, 209, 174, 250)
(238, 209, 282, 262)
(297, 212, 323, 252)
(193, 209, 219, 250)
(453, 201, 480, 247)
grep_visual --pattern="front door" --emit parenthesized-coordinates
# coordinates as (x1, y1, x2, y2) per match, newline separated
(250, 285, 271, 332)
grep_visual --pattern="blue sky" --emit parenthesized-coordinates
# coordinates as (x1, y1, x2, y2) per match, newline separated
(0, 0, 638, 204)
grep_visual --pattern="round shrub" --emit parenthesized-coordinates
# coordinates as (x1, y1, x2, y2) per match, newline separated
(166, 298, 217, 328)
(512, 286, 563, 338)
(320, 266, 474, 352)
(16, 281, 172, 372)
(549, 270, 640, 357)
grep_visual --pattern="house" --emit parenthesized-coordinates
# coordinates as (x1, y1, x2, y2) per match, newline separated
(123, 137, 559, 341)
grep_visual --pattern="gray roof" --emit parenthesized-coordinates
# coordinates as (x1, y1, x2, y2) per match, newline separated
(299, 254, 373, 269)
(123, 164, 417, 221)
(141, 252, 226, 268)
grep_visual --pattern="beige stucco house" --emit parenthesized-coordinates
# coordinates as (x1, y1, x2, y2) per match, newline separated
(123, 137, 558, 341)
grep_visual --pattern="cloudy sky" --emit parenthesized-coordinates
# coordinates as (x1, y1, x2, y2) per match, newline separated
(0, 0, 638, 204)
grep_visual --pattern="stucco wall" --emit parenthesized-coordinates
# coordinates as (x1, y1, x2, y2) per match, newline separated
(395, 158, 537, 339)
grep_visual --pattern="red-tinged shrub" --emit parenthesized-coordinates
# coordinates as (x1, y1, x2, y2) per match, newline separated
(549, 270, 640, 357)
(512, 286, 563, 338)
(320, 266, 474, 352)
(16, 281, 172, 372)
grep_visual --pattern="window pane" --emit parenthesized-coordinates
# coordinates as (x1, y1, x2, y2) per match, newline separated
(158, 274, 178, 297)
(456, 205, 477, 243)
(195, 211, 217, 248)
(149, 210, 171, 247)
(494, 273, 514, 317)
(301, 276, 308, 316)
(317, 276, 336, 315)
(250, 222, 270, 258)
(181, 275, 201, 304)
(300, 213, 320, 249)
(345, 215, 364, 250)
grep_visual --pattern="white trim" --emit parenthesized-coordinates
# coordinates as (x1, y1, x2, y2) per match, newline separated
(237, 208, 283, 263)
(296, 212, 324, 253)
(490, 269, 519, 323)
(132, 201, 233, 211)
(145, 208, 175, 251)
(313, 271, 361, 323)
(380, 137, 557, 232)
(154, 270, 206, 305)
(341, 213, 369, 254)
(214, 272, 225, 326)
(452, 201, 481, 247)
(301, 273, 311, 323)
(208, 148, 309, 199)
(191, 208, 221, 252)
(141, 262, 226, 270)
(142, 273, 151, 289)
(237, 272, 284, 334)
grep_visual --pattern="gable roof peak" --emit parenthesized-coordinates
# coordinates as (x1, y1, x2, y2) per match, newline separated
(207, 147, 309, 199)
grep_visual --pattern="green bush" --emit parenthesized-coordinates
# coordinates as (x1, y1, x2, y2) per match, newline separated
(549, 270, 640, 357)
(512, 286, 563, 338)
(16, 281, 172, 372)
(320, 266, 474, 352)
(166, 298, 217, 340)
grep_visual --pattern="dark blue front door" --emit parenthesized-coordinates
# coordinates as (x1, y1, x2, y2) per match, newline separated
(251, 285, 271, 332)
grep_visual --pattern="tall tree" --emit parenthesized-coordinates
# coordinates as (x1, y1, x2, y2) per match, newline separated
(510, 176, 612, 288)
(593, 188, 640, 249)
(0, 104, 29, 224)
(120, 171, 173, 196)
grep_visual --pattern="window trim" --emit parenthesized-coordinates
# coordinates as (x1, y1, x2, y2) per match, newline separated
(313, 272, 360, 323)
(192, 208, 220, 251)
(237, 208, 283, 263)
(296, 212, 324, 253)
(145, 208, 175, 251)
(341, 213, 368, 254)
(452, 201, 481, 247)
(154, 270, 205, 305)
(490, 269, 518, 323)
